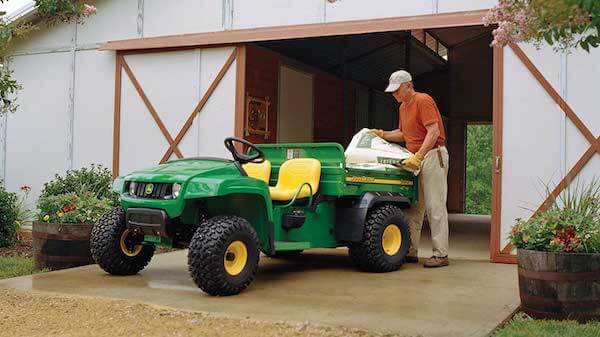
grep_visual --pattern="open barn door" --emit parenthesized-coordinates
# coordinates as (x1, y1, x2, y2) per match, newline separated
(492, 44, 599, 263)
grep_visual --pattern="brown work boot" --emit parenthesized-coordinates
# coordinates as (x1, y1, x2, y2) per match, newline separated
(423, 256, 449, 268)
(404, 255, 419, 263)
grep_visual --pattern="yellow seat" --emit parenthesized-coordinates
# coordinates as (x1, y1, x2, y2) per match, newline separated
(242, 160, 271, 184)
(269, 158, 321, 201)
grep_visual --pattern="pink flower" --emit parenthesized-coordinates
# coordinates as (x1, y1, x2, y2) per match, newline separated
(20, 185, 31, 193)
(83, 4, 97, 16)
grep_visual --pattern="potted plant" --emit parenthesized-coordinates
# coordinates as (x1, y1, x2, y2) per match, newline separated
(34, 165, 116, 270)
(510, 179, 600, 321)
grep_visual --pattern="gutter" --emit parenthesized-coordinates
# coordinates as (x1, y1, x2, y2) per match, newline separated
(4, 1, 36, 24)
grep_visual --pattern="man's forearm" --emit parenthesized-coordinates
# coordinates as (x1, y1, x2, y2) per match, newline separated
(416, 129, 439, 156)
(382, 129, 404, 142)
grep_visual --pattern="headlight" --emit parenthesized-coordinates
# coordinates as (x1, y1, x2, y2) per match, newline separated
(129, 181, 137, 195)
(172, 183, 181, 198)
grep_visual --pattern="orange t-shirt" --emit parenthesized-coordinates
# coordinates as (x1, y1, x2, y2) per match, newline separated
(399, 92, 446, 153)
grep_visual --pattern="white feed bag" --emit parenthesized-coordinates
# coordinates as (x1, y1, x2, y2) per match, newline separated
(345, 128, 413, 168)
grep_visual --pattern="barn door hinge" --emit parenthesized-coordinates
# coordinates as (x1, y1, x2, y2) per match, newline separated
(494, 156, 501, 173)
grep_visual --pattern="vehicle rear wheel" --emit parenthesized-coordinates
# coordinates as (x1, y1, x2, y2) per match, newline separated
(348, 204, 410, 272)
(187, 215, 260, 296)
(90, 207, 155, 275)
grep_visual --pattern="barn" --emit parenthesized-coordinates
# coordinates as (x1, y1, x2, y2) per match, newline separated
(1, 0, 598, 263)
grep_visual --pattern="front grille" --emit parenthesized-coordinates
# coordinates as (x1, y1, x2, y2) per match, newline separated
(127, 182, 173, 199)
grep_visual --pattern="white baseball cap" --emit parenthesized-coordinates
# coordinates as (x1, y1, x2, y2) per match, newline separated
(384, 70, 412, 92)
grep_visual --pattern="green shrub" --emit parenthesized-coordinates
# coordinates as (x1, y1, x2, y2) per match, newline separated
(38, 191, 113, 224)
(40, 164, 118, 203)
(0, 181, 18, 247)
(510, 179, 600, 253)
(465, 124, 492, 215)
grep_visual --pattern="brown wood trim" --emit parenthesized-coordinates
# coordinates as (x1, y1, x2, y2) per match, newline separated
(500, 243, 513, 254)
(113, 53, 123, 178)
(235, 45, 246, 140)
(121, 57, 184, 159)
(99, 10, 489, 51)
(160, 49, 238, 163)
(494, 253, 517, 264)
(509, 43, 595, 144)
(490, 46, 506, 263)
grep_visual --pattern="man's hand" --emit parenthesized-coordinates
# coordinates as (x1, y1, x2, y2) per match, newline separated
(369, 129, 385, 138)
(402, 153, 424, 172)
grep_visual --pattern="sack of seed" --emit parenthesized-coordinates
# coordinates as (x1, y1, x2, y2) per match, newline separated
(344, 128, 413, 166)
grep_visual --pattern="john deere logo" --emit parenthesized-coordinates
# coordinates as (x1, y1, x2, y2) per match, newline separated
(144, 183, 154, 195)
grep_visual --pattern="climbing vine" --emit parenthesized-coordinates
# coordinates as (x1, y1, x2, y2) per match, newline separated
(0, 0, 96, 115)
(484, 0, 599, 52)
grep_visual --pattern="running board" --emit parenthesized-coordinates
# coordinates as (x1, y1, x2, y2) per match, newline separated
(274, 241, 311, 251)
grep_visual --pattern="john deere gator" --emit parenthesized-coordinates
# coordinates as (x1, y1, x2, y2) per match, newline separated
(90, 137, 417, 296)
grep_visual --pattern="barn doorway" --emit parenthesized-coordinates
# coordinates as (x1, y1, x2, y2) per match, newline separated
(244, 25, 495, 261)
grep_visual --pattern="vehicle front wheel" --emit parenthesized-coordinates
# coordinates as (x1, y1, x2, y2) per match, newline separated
(90, 207, 155, 275)
(348, 204, 410, 272)
(187, 215, 260, 296)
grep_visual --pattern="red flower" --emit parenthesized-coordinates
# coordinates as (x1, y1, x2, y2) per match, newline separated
(554, 225, 580, 252)
(20, 185, 31, 193)
(62, 203, 77, 213)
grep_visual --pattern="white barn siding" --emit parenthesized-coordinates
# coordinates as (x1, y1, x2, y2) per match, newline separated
(143, 0, 223, 37)
(9, 22, 73, 54)
(436, 0, 498, 13)
(72, 50, 115, 169)
(233, 0, 324, 29)
(76, 0, 139, 45)
(4, 53, 72, 202)
(325, 0, 433, 22)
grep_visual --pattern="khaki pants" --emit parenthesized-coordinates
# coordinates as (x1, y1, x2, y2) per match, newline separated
(405, 146, 449, 258)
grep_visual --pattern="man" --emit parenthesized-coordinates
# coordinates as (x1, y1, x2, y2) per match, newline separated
(372, 70, 450, 268)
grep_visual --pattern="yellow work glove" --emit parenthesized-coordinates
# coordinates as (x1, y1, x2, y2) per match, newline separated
(369, 129, 385, 138)
(401, 153, 425, 172)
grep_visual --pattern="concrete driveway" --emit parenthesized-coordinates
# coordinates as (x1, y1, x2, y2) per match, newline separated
(0, 247, 518, 337)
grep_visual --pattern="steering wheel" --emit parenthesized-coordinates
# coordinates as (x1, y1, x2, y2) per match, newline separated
(224, 137, 265, 164)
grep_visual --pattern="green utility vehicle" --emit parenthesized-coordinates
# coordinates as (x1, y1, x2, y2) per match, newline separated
(91, 137, 417, 296)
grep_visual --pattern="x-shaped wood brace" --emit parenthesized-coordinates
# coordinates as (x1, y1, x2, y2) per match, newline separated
(501, 44, 599, 255)
(119, 49, 237, 164)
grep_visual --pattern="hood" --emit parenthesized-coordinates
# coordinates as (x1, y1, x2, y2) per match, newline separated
(122, 158, 242, 183)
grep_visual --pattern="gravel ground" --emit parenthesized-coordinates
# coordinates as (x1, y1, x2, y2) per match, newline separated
(0, 288, 389, 337)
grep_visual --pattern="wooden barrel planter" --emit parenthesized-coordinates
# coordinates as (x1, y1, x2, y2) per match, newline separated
(518, 248, 600, 321)
(32, 221, 95, 270)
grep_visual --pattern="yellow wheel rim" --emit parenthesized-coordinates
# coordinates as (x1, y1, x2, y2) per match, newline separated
(224, 241, 248, 276)
(382, 224, 402, 256)
(120, 229, 143, 257)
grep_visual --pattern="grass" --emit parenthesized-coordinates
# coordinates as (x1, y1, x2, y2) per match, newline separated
(494, 316, 600, 337)
(0, 256, 44, 279)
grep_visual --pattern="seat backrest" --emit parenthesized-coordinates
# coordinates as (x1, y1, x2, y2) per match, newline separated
(242, 160, 271, 184)
(275, 158, 321, 195)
